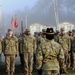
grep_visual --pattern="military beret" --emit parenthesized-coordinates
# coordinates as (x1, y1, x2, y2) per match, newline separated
(46, 28, 54, 35)
(8, 29, 12, 32)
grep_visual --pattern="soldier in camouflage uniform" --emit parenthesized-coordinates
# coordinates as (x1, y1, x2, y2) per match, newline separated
(36, 28, 64, 75)
(37, 29, 46, 45)
(71, 30, 75, 70)
(68, 31, 73, 68)
(23, 29, 36, 75)
(0, 36, 2, 62)
(3, 29, 18, 75)
(55, 28, 70, 73)
(54, 30, 60, 41)
(18, 33, 24, 66)
(36, 29, 46, 74)
(0, 37, 2, 54)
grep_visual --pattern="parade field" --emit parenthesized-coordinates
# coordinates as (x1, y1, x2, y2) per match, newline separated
(0, 55, 75, 75)
(0, 63, 75, 75)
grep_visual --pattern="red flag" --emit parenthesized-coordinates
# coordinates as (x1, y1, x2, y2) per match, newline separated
(21, 20, 24, 33)
(14, 15, 18, 28)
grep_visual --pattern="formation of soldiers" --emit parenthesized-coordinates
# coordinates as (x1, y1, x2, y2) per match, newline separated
(0, 28, 75, 75)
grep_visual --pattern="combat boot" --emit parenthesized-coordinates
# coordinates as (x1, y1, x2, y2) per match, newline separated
(7, 71, 10, 75)
(72, 67, 75, 70)
(24, 71, 28, 75)
(63, 69, 68, 74)
(29, 72, 32, 75)
(11, 72, 14, 75)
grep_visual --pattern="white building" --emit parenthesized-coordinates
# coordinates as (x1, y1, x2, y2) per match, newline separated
(29, 23, 46, 35)
(59, 22, 74, 32)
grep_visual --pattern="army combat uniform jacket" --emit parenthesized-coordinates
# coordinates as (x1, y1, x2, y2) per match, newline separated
(55, 34, 70, 53)
(3, 35, 18, 55)
(36, 39, 64, 71)
(22, 34, 36, 54)
(0, 40, 2, 54)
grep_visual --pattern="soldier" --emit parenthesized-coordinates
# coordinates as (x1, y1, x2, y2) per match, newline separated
(36, 28, 64, 75)
(71, 30, 75, 70)
(3, 29, 18, 75)
(55, 30, 60, 36)
(55, 28, 70, 73)
(37, 29, 46, 45)
(34, 32, 38, 38)
(0, 36, 2, 62)
(18, 33, 24, 66)
(54, 30, 60, 41)
(36, 29, 46, 75)
(23, 29, 36, 75)
(68, 31, 73, 68)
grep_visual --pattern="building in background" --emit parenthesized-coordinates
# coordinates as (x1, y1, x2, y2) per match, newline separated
(30, 23, 46, 35)
(59, 22, 74, 32)
(29, 23, 57, 35)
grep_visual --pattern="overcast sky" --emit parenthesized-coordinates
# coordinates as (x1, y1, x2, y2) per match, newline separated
(1, 0, 37, 13)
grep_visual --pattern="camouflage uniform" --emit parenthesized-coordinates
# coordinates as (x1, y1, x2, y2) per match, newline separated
(37, 29, 46, 48)
(23, 34, 36, 75)
(36, 39, 64, 75)
(69, 35, 73, 68)
(18, 35, 24, 66)
(55, 33, 70, 72)
(0, 40, 2, 62)
(36, 30, 46, 74)
(37, 35, 46, 44)
(71, 35, 75, 70)
(3, 35, 18, 75)
(0, 40, 2, 54)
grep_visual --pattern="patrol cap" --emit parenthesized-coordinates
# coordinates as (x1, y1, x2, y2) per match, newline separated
(60, 28, 65, 31)
(26, 29, 30, 32)
(8, 29, 12, 32)
(46, 28, 54, 35)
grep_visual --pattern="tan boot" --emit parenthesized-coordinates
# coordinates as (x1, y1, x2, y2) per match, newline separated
(72, 67, 75, 70)
(63, 69, 68, 74)
(24, 71, 28, 75)
(7, 71, 10, 75)
(11, 72, 14, 75)
(29, 72, 32, 75)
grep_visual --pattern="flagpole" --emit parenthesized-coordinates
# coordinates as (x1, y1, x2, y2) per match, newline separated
(25, 15, 27, 29)
(21, 20, 24, 34)
(11, 17, 14, 30)
(52, 0, 59, 30)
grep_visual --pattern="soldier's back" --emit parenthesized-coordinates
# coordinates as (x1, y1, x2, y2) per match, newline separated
(38, 39, 64, 70)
